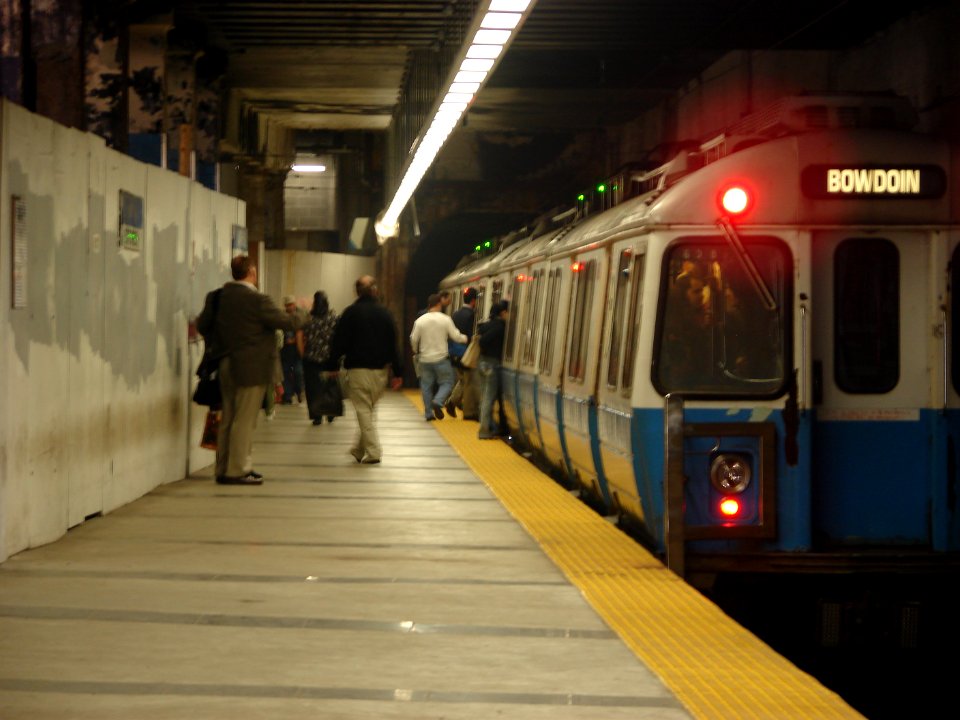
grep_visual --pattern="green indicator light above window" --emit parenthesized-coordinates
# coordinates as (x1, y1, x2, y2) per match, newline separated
(475, 245, 482, 252)
(484, 241, 492, 248)
(597, 184, 606, 193)
(577, 194, 585, 202)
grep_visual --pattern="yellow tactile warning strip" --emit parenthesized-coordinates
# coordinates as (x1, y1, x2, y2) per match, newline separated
(406, 392, 863, 719)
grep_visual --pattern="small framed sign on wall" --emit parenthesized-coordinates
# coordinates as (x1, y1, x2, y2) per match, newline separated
(231, 224, 248, 256)
(119, 190, 144, 251)
(11, 195, 26, 308)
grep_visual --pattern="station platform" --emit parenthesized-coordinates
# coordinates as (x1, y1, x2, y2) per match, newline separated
(0, 391, 862, 719)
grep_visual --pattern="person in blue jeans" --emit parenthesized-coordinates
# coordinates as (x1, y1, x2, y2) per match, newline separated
(410, 292, 468, 421)
(477, 300, 509, 439)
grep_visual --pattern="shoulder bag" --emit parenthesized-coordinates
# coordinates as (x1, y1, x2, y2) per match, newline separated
(460, 334, 480, 369)
(193, 289, 223, 408)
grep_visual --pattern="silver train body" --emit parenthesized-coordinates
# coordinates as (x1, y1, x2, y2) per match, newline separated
(439, 95, 960, 576)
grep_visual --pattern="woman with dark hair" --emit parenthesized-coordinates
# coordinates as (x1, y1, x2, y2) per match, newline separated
(477, 300, 509, 439)
(303, 291, 341, 424)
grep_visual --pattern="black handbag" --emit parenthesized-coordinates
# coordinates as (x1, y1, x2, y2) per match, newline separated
(193, 289, 223, 408)
(193, 352, 222, 408)
(309, 375, 343, 418)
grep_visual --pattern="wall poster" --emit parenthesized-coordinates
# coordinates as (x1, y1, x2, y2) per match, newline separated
(119, 190, 144, 251)
(11, 195, 26, 308)
(231, 224, 248, 256)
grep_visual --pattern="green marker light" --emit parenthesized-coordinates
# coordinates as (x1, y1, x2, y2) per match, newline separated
(577, 194, 585, 202)
(475, 245, 482, 252)
(484, 241, 492, 248)
(597, 183, 606, 193)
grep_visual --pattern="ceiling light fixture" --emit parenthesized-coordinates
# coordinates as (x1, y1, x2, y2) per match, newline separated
(375, 0, 535, 243)
(291, 164, 326, 173)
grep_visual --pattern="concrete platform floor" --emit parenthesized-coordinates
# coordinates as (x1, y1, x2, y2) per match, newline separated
(0, 394, 690, 719)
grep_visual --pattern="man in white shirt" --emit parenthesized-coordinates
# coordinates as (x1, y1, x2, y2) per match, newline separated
(410, 293, 468, 421)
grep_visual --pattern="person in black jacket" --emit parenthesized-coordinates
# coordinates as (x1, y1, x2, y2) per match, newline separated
(445, 286, 479, 419)
(477, 300, 509, 439)
(326, 275, 403, 464)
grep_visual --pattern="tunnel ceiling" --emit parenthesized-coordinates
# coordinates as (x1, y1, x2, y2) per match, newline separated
(159, 0, 942, 135)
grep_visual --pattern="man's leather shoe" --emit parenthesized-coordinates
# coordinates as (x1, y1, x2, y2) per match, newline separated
(444, 401, 457, 418)
(216, 475, 263, 485)
(432, 404, 444, 420)
(247, 470, 263, 479)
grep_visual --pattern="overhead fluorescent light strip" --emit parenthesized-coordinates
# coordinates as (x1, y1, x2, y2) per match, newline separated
(376, 0, 534, 241)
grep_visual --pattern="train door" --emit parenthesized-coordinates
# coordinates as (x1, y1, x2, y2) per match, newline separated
(515, 264, 547, 451)
(943, 235, 960, 550)
(560, 247, 611, 508)
(501, 269, 526, 436)
(535, 260, 572, 476)
(596, 239, 646, 519)
(811, 230, 940, 547)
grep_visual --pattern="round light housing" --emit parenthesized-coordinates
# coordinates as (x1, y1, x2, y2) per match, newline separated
(710, 454, 752, 494)
(720, 185, 751, 215)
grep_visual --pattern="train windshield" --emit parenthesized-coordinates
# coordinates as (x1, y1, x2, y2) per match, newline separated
(654, 237, 790, 396)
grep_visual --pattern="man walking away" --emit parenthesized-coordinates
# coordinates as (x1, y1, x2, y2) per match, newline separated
(327, 275, 403, 464)
(410, 293, 467, 422)
(197, 255, 301, 484)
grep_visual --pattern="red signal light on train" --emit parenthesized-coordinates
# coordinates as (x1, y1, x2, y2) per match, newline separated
(719, 497, 741, 517)
(720, 185, 751, 215)
(571, 262, 583, 272)
(516, 273, 527, 281)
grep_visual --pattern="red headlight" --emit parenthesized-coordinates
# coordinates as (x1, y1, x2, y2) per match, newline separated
(720, 185, 751, 215)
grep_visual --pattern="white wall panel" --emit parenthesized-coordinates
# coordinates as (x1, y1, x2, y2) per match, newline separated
(0, 100, 245, 561)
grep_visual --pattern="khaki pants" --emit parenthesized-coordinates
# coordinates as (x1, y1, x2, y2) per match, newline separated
(449, 364, 479, 418)
(217, 357, 266, 478)
(346, 367, 388, 462)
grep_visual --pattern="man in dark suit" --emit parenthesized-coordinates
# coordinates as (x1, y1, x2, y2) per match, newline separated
(197, 255, 300, 484)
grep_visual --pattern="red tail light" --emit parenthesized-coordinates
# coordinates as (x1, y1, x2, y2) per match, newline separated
(719, 497, 741, 517)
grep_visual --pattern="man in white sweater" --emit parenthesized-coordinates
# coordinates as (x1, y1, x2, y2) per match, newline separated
(410, 293, 468, 421)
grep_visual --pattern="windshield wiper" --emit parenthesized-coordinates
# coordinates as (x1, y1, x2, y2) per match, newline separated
(718, 217, 778, 311)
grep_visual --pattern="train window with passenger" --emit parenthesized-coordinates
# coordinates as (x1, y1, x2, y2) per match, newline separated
(654, 239, 789, 396)
(606, 250, 633, 388)
(621, 254, 646, 393)
(539, 268, 562, 374)
(567, 259, 597, 382)
(834, 238, 899, 393)
(522, 269, 544, 365)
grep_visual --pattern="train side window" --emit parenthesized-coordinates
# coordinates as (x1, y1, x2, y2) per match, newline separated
(491, 280, 504, 307)
(504, 276, 523, 362)
(567, 259, 596, 382)
(953, 245, 960, 394)
(621, 253, 646, 393)
(539, 268, 561, 374)
(834, 238, 899, 394)
(606, 250, 633, 388)
(522, 269, 544, 366)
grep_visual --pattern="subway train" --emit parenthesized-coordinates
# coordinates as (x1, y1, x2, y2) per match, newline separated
(439, 94, 960, 582)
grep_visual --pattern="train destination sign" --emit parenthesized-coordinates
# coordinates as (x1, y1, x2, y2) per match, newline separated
(801, 164, 946, 199)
